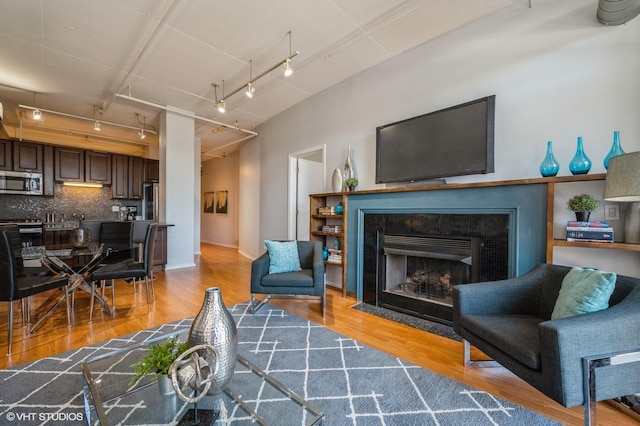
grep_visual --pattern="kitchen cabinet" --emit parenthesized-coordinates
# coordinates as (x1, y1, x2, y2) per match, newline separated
(85, 151, 112, 184)
(0, 139, 11, 170)
(144, 159, 159, 183)
(309, 192, 347, 295)
(128, 156, 144, 199)
(110, 154, 128, 199)
(55, 147, 84, 181)
(153, 225, 168, 268)
(43, 145, 54, 196)
(13, 140, 43, 172)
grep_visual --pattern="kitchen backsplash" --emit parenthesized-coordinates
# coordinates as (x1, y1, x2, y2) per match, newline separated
(0, 184, 141, 221)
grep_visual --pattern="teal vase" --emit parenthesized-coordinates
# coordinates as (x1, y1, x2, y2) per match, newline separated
(603, 130, 624, 169)
(322, 246, 329, 261)
(539, 141, 560, 177)
(569, 136, 591, 175)
(335, 202, 343, 215)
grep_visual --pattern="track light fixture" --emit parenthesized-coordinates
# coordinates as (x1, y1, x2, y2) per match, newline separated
(209, 31, 299, 113)
(19, 104, 156, 138)
(138, 129, 145, 139)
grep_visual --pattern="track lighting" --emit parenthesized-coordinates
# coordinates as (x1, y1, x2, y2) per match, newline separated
(283, 58, 293, 77)
(245, 82, 255, 98)
(94, 121, 101, 131)
(209, 32, 299, 113)
(138, 129, 146, 139)
(32, 109, 42, 121)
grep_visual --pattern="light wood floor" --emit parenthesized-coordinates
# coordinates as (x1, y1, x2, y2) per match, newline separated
(1, 243, 636, 425)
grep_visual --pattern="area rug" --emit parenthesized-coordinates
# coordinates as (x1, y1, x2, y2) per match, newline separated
(0, 303, 560, 425)
(352, 302, 462, 341)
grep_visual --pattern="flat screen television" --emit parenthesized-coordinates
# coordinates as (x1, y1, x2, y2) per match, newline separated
(376, 95, 495, 184)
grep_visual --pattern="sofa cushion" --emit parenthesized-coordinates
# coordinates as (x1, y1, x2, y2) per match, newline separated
(462, 314, 544, 370)
(551, 267, 616, 320)
(261, 269, 314, 287)
(264, 240, 301, 274)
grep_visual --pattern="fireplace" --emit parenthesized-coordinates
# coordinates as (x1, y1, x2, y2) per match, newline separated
(362, 212, 510, 325)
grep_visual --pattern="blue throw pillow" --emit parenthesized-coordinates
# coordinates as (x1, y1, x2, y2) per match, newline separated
(264, 240, 301, 274)
(551, 266, 616, 320)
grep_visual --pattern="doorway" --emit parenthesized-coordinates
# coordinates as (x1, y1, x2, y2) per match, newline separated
(288, 146, 325, 240)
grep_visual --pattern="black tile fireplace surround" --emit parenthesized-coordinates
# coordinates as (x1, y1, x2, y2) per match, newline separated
(362, 212, 510, 325)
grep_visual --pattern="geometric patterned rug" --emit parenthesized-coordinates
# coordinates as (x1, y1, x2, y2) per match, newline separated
(0, 302, 561, 425)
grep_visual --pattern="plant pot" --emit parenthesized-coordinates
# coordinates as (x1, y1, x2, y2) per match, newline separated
(157, 374, 175, 395)
(575, 212, 591, 222)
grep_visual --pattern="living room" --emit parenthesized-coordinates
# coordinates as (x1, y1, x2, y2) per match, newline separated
(1, 1, 639, 424)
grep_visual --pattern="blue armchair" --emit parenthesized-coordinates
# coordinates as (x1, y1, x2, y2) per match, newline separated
(453, 263, 640, 423)
(250, 241, 325, 316)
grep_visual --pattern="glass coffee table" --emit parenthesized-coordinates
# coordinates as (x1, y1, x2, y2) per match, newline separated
(82, 330, 323, 425)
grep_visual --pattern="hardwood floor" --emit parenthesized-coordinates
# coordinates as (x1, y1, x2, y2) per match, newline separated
(1, 243, 636, 425)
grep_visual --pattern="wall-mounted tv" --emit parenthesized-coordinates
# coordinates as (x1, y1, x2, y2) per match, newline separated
(376, 95, 495, 184)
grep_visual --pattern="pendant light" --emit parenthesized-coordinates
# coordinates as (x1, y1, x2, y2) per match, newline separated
(245, 60, 255, 98)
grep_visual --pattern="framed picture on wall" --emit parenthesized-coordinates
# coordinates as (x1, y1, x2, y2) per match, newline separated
(215, 190, 228, 214)
(204, 192, 214, 213)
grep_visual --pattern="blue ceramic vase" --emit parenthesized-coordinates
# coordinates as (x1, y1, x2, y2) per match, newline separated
(603, 130, 624, 169)
(539, 141, 560, 177)
(569, 137, 591, 175)
(335, 202, 343, 215)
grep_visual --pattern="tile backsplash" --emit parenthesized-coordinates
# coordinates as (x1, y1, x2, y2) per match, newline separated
(0, 184, 141, 222)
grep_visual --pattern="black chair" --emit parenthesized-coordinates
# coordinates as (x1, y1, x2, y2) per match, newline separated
(250, 240, 325, 316)
(88, 223, 157, 316)
(0, 229, 70, 356)
(0, 224, 50, 278)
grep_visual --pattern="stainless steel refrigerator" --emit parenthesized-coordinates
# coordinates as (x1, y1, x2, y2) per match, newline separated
(143, 183, 159, 221)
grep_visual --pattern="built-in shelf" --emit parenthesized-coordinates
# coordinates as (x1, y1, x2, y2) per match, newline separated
(552, 239, 640, 252)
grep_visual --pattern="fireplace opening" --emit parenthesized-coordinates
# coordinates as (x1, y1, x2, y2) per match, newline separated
(380, 234, 481, 324)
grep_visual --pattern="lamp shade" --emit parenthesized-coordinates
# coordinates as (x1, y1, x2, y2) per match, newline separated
(604, 152, 640, 202)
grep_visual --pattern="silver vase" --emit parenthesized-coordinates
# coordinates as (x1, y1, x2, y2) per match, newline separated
(188, 287, 238, 394)
(343, 145, 355, 190)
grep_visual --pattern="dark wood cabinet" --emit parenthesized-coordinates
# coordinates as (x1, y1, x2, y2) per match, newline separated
(13, 140, 43, 172)
(128, 156, 144, 199)
(43, 145, 54, 196)
(85, 151, 111, 184)
(110, 154, 128, 199)
(0, 139, 12, 170)
(153, 225, 168, 268)
(54, 147, 84, 181)
(144, 159, 159, 182)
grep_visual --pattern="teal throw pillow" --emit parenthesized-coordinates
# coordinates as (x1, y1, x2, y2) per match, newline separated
(551, 266, 616, 320)
(264, 240, 301, 274)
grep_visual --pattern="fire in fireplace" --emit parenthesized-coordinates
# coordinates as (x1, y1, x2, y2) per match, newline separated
(380, 234, 481, 324)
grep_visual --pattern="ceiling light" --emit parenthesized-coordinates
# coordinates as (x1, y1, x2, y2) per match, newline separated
(32, 109, 42, 121)
(94, 121, 101, 131)
(63, 181, 103, 188)
(217, 100, 226, 113)
(245, 83, 255, 98)
(283, 58, 293, 77)
(139, 129, 146, 139)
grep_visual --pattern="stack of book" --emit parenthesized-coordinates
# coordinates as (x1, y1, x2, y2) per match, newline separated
(327, 248, 342, 264)
(566, 221, 614, 243)
(317, 206, 335, 215)
(322, 225, 343, 233)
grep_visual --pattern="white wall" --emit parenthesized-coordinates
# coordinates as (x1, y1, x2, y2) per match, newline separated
(238, 1, 640, 273)
(238, 139, 261, 259)
(201, 153, 239, 248)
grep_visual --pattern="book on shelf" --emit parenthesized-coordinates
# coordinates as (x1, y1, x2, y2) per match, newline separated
(318, 206, 335, 215)
(566, 230, 614, 241)
(566, 226, 614, 232)
(322, 225, 343, 232)
(566, 238, 614, 243)
(327, 255, 342, 264)
(566, 221, 610, 228)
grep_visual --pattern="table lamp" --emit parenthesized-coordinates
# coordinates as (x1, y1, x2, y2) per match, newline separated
(604, 151, 640, 243)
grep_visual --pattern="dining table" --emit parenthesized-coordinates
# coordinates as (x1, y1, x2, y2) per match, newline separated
(23, 243, 133, 333)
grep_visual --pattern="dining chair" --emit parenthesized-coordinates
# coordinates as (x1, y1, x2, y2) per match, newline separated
(0, 229, 70, 356)
(88, 223, 157, 317)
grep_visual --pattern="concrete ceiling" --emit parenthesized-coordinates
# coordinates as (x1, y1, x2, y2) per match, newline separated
(0, 0, 513, 159)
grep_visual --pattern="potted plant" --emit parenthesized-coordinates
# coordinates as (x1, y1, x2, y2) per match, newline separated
(567, 193, 600, 222)
(130, 337, 189, 394)
(344, 177, 359, 191)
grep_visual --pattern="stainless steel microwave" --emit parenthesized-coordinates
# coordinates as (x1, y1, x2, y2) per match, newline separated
(0, 170, 43, 195)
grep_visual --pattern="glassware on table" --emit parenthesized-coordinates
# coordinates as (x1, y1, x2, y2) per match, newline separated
(70, 228, 92, 248)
